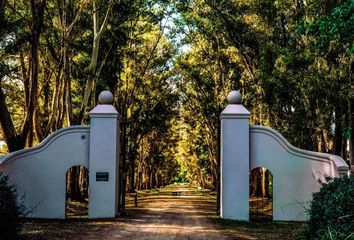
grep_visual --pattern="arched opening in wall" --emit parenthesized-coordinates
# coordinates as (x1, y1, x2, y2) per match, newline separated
(249, 167, 273, 222)
(66, 166, 89, 219)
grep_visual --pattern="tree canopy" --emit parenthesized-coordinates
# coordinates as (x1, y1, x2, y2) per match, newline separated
(0, 0, 353, 195)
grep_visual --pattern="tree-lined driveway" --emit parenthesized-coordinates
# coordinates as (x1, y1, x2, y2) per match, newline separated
(20, 184, 304, 239)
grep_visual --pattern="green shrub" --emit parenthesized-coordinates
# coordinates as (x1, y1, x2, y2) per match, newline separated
(302, 175, 354, 240)
(0, 173, 24, 239)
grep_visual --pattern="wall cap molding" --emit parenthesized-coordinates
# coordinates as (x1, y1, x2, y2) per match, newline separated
(0, 126, 90, 169)
(250, 125, 349, 176)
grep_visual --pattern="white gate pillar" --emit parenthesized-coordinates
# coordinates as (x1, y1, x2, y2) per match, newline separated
(88, 91, 121, 218)
(220, 91, 250, 220)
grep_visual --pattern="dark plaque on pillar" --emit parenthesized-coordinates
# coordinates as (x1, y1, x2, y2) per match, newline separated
(96, 172, 109, 181)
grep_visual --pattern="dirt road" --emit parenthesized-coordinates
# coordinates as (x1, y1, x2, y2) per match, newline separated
(118, 184, 233, 239)
(20, 184, 304, 239)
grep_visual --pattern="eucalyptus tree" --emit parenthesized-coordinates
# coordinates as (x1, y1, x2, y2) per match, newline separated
(172, 0, 353, 189)
(0, 0, 46, 151)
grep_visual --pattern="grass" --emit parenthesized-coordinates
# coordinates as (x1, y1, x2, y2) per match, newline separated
(210, 215, 306, 240)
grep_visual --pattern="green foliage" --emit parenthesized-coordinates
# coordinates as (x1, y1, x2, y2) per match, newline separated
(169, 0, 354, 188)
(0, 173, 24, 239)
(307, 0, 354, 54)
(302, 175, 354, 240)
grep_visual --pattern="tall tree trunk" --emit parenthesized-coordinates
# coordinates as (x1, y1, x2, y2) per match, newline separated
(216, 118, 221, 214)
(350, 99, 354, 166)
(1, 0, 45, 152)
(20, 51, 30, 112)
(155, 172, 160, 188)
(119, 119, 128, 215)
(265, 170, 271, 198)
(66, 76, 73, 125)
(334, 102, 343, 156)
(34, 108, 43, 142)
(0, 80, 23, 151)
(261, 168, 266, 197)
(149, 168, 154, 189)
(42, 65, 50, 125)
(321, 129, 329, 153)
(73, 166, 81, 200)
(77, 1, 112, 123)
(22, 0, 46, 147)
(66, 168, 72, 198)
(129, 148, 136, 192)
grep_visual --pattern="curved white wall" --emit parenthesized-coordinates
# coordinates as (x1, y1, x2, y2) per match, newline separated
(250, 125, 348, 221)
(0, 126, 90, 219)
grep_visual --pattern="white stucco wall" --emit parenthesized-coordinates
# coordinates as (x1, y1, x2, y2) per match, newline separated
(250, 125, 349, 221)
(0, 126, 90, 219)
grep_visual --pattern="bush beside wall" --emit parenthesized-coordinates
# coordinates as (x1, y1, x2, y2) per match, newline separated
(0, 173, 24, 239)
(302, 175, 354, 240)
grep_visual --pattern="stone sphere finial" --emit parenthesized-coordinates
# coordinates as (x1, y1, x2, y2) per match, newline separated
(227, 90, 242, 104)
(98, 90, 114, 104)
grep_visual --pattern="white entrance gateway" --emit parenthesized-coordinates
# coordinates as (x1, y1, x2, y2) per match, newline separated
(0, 90, 350, 220)
(220, 91, 349, 221)
(0, 91, 120, 219)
